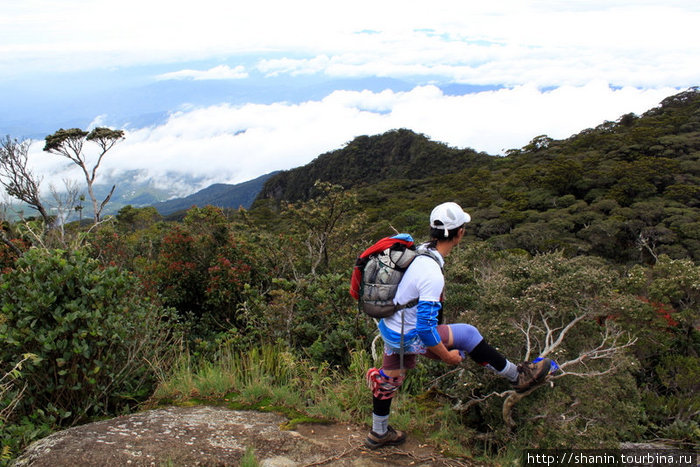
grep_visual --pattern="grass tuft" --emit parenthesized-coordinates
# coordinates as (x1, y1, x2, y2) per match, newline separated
(150, 344, 480, 461)
(240, 446, 259, 467)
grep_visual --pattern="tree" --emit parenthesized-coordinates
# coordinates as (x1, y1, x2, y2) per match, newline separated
(0, 136, 51, 225)
(115, 205, 163, 232)
(523, 134, 553, 152)
(282, 181, 360, 276)
(47, 179, 83, 246)
(439, 246, 646, 447)
(43, 127, 124, 223)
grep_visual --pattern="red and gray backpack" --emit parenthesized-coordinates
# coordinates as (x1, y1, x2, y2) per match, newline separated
(350, 234, 441, 318)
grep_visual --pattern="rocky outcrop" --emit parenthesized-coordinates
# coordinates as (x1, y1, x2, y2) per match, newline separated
(13, 406, 463, 466)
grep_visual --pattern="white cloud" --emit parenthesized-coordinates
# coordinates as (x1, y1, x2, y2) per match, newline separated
(257, 56, 331, 77)
(6, 1, 695, 201)
(27, 84, 680, 195)
(156, 65, 248, 81)
(2, 1, 698, 88)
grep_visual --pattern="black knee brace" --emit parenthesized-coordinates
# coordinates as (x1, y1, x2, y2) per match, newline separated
(468, 339, 507, 372)
(373, 395, 392, 416)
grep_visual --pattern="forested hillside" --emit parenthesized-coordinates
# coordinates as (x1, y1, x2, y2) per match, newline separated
(1, 89, 698, 463)
(256, 88, 700, 264)
(256, 128, 493, 202)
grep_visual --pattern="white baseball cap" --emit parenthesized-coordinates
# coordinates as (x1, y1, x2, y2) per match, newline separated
(430, 202, 471, 235)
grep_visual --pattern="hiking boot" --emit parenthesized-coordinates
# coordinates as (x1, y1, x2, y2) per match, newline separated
(513, 358, 552, 393)
(365, 425, 407, 450)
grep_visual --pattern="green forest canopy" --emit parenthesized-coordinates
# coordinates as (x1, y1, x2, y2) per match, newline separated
(255, 87, 700, 264)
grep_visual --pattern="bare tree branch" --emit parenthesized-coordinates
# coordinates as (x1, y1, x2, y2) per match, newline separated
(0, 354, 38, 422)
(454, 313, 637, 428)
(554, 324, 637, 377)
(637, 232, 659, 263)
(0, 136, 51, 225)
(539, 312, 587, 358)
(17, 218, 47, 250)
(452, 388, 513, 413)
(1, 230, 23, 257)
(515, 315, 536, 361)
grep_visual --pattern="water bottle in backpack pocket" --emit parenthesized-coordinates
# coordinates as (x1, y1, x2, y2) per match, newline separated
(360, 245, 418, 318)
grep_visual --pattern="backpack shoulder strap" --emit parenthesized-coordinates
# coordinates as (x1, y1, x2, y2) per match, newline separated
(393, 247, 443, 311)
(415, 247, 444, 271)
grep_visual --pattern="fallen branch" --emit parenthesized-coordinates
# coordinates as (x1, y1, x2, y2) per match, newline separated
(1, 231, 22, 257)
(303, 444, 361, 466)
(453, 313, 636, 428)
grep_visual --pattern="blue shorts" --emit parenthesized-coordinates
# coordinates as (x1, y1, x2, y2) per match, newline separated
(382, 323, 484, 370)
(382, 325, 450, 370)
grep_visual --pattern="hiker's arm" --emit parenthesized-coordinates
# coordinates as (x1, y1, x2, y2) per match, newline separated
(415, 301, 441, 345)
(416, 301, 462, 365)
(428, 342, 462, 365)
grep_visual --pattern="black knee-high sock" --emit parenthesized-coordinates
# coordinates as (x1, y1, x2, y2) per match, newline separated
(373, 396, 392, 416)
(468, 339, 507, 372)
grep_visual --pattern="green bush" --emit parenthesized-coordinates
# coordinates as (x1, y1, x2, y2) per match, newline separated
(0, 248, 180, 426)
(622, 256, 700, 447)
(267, 273, 372, 366)
(439, 245, 646, 449)
(141, 206, 275, 344)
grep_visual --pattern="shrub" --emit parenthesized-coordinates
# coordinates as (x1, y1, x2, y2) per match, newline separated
(622, 256, 700, 447)
(0, 248, 180, 426)
(144, 207, 274, 344)
(267, 273, 372, 366)
(441, 245, 646, 449)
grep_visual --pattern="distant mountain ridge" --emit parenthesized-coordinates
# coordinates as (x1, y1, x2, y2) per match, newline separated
(27, 171, 277, 223)
(100, 87, 698, 258)
(116, 130, 485, 216)
(252, 89, 700, 209)
(150, 172, 278, 216)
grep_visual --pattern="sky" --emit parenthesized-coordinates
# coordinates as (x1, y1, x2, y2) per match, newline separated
(2, 0, 699, 196)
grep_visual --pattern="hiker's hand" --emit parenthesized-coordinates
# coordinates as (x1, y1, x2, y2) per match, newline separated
(444, 349, 463, 365)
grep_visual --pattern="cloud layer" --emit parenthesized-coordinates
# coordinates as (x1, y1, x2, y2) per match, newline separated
(3, 1, 699, 88)
(28, 83, 679, 194)
(6, 1, 697, 197)
(156, 66, 249, 81)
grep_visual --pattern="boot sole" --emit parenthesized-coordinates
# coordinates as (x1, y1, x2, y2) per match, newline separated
(364, 437, 407, 450)
(515, 359, 552, 393)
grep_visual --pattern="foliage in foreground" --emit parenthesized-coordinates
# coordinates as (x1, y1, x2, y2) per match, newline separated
(0, 248, 180, 458)
(438, 244, 699, 450)
(148, 345, 477, 454)
(146, 247, 698, 455)
(2, 202, 698, 461)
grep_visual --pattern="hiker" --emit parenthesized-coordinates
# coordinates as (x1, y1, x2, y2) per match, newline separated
(365, 201, 552, 449)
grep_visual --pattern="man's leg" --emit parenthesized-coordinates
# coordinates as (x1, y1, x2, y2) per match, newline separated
(430, 324, 552, 392)
(365, 353, 414, 449)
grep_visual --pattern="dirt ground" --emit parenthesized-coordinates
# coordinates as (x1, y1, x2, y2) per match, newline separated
(13, 406, 480, 466)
